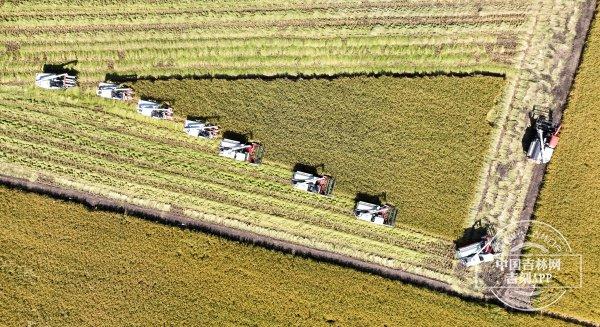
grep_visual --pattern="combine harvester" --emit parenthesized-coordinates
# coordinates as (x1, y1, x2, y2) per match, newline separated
(137, 100, 173, 120)
(219, 139, 264, 164)
(35, 73, 77, 90)
(526, 115, 561, 164)
(291, 171, 335, 196)
(354, 202, 397, 227)
(96, 82, 133, 101)
(455, 235, 495, 267)
(183, 119, 220, 139)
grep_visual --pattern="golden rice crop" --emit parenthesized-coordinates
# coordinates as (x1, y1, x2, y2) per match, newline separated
(532, 16, 600, 324)
(0, 186, 576, 327)
(133, 76, 504, 238)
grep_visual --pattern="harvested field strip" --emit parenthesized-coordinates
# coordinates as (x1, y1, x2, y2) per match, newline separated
(4, 25, 523, 45)
(0, 0, 531, 80)
(11, 43, 503, 61)
(13, 37, 511, 54)
(0, 1, 533, 18)
(0, 17, 527, 35)
(0, 14, 528, 26)
(0, 86, 458, 279)
(465, 0, 593, 256)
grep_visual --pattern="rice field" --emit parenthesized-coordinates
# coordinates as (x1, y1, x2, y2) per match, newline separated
(0, 0, 532, 84)
(532, 14, 600, 324)
(0, 75, 504, 287)
(0, 0, 596, 316)
(0, 186, 578, 326)
(133, 76, 503, 238)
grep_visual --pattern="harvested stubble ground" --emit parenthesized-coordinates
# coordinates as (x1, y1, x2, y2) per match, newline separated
(134, 76, 504, 238)
(0, 0, 530, 83)
(0, 186, 577, 326)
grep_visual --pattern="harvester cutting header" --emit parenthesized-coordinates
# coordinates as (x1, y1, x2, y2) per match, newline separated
(526, 115, 561, 164)
(219, 139, 264, 165)
(292, 171, 335, 196)
(96, 82, 134, 101)
(137, 99, 173, 120)
(35, 73, 77, 90)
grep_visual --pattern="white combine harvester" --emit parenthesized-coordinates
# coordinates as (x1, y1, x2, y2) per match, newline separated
(183, 119, 219, 139)
(526, 115, 561, 164)
(455, 235, 495, 267)
(137, 100, 173, 120)
(96, 82, 133, 101)
(291, 171, 335, 196)
(354, 201, 397, 227)
(218, 139, 264, 164)
(35, 73, 77, 90)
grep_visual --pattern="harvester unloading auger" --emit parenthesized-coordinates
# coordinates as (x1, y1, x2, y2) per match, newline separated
(97, 82, 134, 101)
(526, 114, 561, 164)
(219, 139, 264, 164)
(137, 99, 173, 120)
(35, 73, 77, 90)
(291, 171, 335, 196)
(354, 202, 397, 227)
(184, 119, 220, 139)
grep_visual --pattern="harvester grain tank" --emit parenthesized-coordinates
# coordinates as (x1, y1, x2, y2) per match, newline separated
(354, 201, 397, 226)
(97, 82, 133, 101)
(526, 115, 560, 164)
(137, 100, 173, 120)
(183, 119, 219, 139)
(292, 171, 335, 196)
(35, 73, 77, 90)
(218, 139, 264, 164)
(455, 235, 495, 267)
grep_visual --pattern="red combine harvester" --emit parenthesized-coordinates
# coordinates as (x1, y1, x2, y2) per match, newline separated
(354, 202, 397, 227)
(455, 234, 495, 267)
(526, 115, 561, 164)
(291, 171, 335, 196)
(219, 139, 264, 164)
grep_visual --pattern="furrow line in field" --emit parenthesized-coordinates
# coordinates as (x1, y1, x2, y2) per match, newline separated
(0, 14, 528, 35)
(0, 1, 532, 19)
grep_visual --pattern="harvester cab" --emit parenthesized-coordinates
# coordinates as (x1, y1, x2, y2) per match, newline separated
(137, 100, 173, 120)
(184, 119, 219, 139)
(218, 139, 264, 164)
(35, 73, 77, 90)
(526, 115, 560, 164)
(97, 82, 134, 101)
(455, 235, 495, 267)
(292, 171, 335, 196)
(354, 201, 397, 227)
